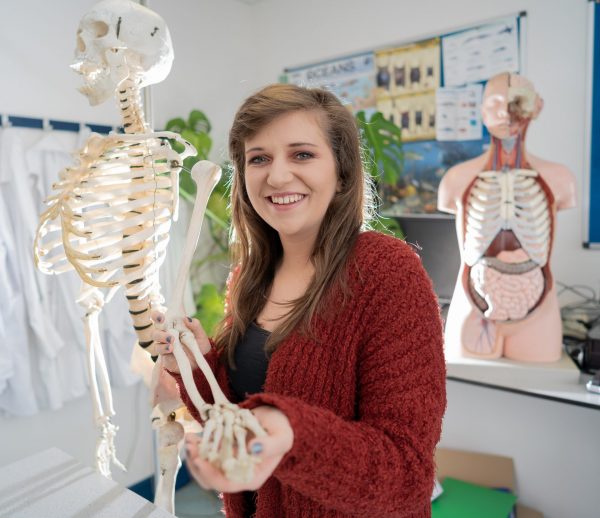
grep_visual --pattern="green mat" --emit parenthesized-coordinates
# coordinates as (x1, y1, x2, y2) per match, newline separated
(431, 477, 517, 518)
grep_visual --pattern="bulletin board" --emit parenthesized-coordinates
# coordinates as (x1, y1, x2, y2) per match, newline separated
(584, 0, 600, 248)
(282, 13, 527, 215)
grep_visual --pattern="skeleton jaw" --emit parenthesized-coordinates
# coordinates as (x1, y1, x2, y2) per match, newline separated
(72, 47, 138, 106)
(72, 60, 115, 106)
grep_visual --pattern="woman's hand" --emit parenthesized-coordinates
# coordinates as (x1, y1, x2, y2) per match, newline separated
(185, 405, 294, 492)
(151, 311, 211, 373)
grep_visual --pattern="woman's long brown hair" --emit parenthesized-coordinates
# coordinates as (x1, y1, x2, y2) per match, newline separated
(213, 84, 374, 365)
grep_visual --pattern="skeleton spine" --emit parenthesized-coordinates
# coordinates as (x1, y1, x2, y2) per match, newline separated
(119, 79, 160, 353)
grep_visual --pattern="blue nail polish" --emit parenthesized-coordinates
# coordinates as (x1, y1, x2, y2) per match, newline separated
(187, 317, 193, 323)
(166, 335, 172, 343)
(250, 442, 263, 455)
(156, 315, 163, 323)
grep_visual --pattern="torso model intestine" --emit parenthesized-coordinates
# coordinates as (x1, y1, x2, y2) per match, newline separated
(438, 72, 577, 362)
(33, 0, 197, 481)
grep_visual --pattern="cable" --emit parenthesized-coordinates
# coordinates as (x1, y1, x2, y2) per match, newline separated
(556, 280, 598, 305)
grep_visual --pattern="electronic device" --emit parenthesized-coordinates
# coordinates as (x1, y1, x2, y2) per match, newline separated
(393, 214, 461, 306)
(586, 373, 600, 394)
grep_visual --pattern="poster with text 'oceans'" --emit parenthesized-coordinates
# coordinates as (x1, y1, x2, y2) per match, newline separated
(286, 52, 376, 115)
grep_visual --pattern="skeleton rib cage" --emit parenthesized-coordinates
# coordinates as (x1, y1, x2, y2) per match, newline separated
(34, 131, 193, 308)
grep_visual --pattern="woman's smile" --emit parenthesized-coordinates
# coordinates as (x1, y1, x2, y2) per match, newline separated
(266, 192, 307, 210)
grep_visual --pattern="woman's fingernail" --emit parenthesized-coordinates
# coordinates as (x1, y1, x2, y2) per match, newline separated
(156, 315, 163, 323)
(165, 345, 170, 352)
(250, 442, 263, 455)
(166, 335, 172, 343)
(187, 317, 193, 323)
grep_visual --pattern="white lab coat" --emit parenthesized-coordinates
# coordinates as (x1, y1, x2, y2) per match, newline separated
(0, 127, 66, 413)
(0, 126, 186, 416)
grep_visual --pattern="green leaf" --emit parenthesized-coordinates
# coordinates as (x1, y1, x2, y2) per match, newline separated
(194, 283, 225, 336)
(180, 129, 201, 152)
(179, 159, 198, 197)
(188, 110, 212, 134)
(165, 117, 186, 133)
(207, 193, 230, 223)
(169, 138, 185, 154)
(371, 215, 405, 239)
(356, 111, 404, 186)
(195, 132, 212, 160)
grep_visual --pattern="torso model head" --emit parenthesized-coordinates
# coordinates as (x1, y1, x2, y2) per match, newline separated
(481, 72, 543, 142)
(72, 0, 174, 105)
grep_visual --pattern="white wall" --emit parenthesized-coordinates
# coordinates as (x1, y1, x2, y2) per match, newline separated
(0, 0, 120, 125)
(151, 0, 257, 161)
(0, 0, 598, 513)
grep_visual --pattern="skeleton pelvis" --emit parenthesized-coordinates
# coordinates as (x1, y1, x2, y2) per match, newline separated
(464, 249, 545, 323)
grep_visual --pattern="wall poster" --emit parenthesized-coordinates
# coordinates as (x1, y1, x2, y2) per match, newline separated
(281, 13, 525, 216)
(285, 52, 377, 115)
(374, 38, 440, 142)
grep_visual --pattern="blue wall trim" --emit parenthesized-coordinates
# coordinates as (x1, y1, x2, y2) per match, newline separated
(589, 1, 600, 245)
(2, 114, 114, 135)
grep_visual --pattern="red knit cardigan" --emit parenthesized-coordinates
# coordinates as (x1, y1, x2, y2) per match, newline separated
(170, 231, 446, 517)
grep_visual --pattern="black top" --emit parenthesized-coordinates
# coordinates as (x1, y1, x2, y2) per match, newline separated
(227, 321, 271, 402)
(226, 322, 271, 517)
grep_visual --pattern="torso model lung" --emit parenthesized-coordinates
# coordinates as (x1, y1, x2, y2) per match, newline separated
(438, 72, 576, 362)
(33, 0, 197, 484)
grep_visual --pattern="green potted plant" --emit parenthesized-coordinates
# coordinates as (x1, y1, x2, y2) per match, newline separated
(356, 110, 404, 238)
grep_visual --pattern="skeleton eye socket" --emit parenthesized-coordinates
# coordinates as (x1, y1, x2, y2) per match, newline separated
(91, 21, 109, 38)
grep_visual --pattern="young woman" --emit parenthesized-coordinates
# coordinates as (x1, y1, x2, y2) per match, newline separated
(152, 84, 446, 517)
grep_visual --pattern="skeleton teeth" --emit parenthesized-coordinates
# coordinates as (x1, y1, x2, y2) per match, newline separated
(270, 194, 304, 205)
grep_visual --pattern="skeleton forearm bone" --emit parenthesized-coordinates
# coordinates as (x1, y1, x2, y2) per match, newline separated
(166, 160, 225, 411)
(160, 160, 267, 483)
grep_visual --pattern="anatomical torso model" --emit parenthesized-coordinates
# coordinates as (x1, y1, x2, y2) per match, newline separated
(438, 72, 576, 362)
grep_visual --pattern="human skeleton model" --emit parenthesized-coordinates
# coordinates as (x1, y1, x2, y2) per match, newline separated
(33, 0, 187, 478)
(33, 0, 266, 509)
(438, 73, 576, 362)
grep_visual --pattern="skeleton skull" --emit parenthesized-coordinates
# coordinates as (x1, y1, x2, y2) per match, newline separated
(72, 0, 174, 105)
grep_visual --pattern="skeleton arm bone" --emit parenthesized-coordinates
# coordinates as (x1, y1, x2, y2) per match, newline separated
(163, 160, 225, 412)
(159, 160, 268, 483)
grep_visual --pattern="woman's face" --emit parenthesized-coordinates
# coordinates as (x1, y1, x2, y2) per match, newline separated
(243, 110, 339, 246)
